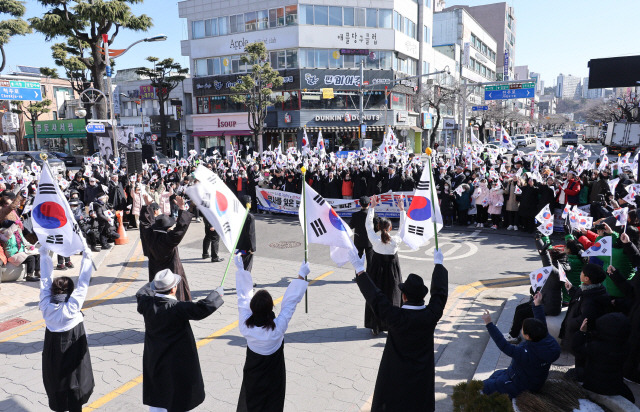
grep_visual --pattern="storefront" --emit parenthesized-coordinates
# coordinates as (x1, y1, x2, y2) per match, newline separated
(192, 112, 257, 157)
(25, 119, 88, 155)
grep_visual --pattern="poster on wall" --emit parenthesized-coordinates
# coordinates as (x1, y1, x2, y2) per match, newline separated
(256, 189, 413, 218)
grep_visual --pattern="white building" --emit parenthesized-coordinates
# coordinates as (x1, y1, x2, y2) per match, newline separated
(556, 73, 582, 100)
(582, 77, 604, 99)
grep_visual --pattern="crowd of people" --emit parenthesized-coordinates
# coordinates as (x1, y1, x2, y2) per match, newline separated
(2, 137, 640, 410)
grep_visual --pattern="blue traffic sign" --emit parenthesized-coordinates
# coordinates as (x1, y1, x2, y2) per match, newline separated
(485, 88, 534, 100)
(85, 123, 106, 133)
(0, 87, 42, 101)
(472, 106, 489, 111)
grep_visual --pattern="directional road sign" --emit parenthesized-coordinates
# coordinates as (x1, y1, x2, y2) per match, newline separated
(85, 123, 105, 133)
(0, 80, 42, 101)
(472, 106, 489, 111)
(484, 82, 535, 101)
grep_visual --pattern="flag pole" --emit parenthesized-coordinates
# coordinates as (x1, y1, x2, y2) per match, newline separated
(301, 167, 309, 313)
(425, 149, 439, 250)
(219, 206, 250, 287)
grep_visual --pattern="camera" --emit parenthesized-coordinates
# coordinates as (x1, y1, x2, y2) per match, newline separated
(594, 223, 606, 231)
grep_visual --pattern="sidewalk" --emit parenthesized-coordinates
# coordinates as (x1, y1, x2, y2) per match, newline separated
(0, 230, 140, 325)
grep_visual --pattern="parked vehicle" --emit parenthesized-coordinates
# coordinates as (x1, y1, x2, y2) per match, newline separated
(604, 122, 640, 153)
(514, 135, 529, 147)
(50, 151, 81, 167)
(0, 151, 66, 175)
(583, 125, 600, 143)
(561, 132, 578, 146)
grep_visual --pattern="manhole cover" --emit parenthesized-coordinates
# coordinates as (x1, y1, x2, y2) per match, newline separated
(269, 241, 302, 249)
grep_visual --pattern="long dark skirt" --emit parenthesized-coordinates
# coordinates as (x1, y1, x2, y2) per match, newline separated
(365, 252, 402, 332)
(237, 342, 286, 412)
(42, 322, 94, 411)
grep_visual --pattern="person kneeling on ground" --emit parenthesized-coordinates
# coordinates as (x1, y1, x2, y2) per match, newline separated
(481, 292, 561, 399)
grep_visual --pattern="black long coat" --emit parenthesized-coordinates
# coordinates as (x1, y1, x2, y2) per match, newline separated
(559, 283, 611, 351)
(356, 264, 448, 412)
(518, 185, 539, 217)
(136, 284, 224, 411)
(140, 207, 193, 301)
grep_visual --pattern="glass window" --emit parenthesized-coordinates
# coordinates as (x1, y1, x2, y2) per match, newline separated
(204, 19, 212, 37)
(354, 55, 367, 67)
(206, 58, 214, 75)
(232, 57, 240, 73)
(304, 49, 315, 68)
(270, 51, 278, 66)
(343, 7, 354, 26)
(343, 54, 354, 68)
(394, 11, 401, 31)
(366, 9, 377, 28)
(355, 8, 366, 26)
(197, 97, 210, 114)
(277, 50, 286, 69)
(192, 20, 205, 39)
(245, 12, 257, 32)
(257, 10, 268, 29)
(391, 93, 406, 110)
(210, 18, 218, 36)
(218, 16, 228, 35)
(329, 50, 343, 68)
(379, 51, 392, 69)
(230, 14, 244, 33)
(195, 59, 207, 76)
(221, 56, 231, 74)
(329, 6, 342, 26)
(314, 6, 328, 25)
(285, 5, 297, 25)
(269, 8, 278, 28)
(425, 0, 431, 8)
(300, 5, 313, 24)
(277, 7, 285, 26)
(315, 49, 329, 68)
(213, 57, 221, 75)
(366, 52, 378, 69)
(286, 49, 298, 68)
(379, 9, 392, 28)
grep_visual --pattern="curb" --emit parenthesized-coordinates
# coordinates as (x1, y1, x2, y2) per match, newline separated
(585, 390, 640, 412)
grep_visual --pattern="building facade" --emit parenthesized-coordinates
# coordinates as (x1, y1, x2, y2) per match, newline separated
(179, 0, 426, 154)
(582, 77, 604, 99)
(556, 73, 582, 100)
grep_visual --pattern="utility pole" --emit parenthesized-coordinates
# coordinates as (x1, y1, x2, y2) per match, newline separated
(359, 59, 364, 141)
(102, 33, 118, 159)
(461, 79, 467, 146)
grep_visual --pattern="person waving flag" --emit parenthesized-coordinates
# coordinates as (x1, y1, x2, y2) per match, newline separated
(301, 127, 310, 155)
(500, 128, 515, 151)
(316, 130, 326, 158)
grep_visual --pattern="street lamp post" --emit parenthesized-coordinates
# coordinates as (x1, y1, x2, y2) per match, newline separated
(101, 34, 167, 159)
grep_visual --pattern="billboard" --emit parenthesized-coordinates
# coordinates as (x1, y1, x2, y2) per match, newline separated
(588, 55, 640, 89)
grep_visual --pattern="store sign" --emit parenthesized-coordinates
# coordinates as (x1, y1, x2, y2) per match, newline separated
(339, 49, 370, 55)
(313, 113, 381, 122)
(2, 112, 19, 132)
(397, 112, 408, 122)
(193, 69, 300, 96)
(140, 85, 155, 100)
(300, 69, 393, 91)
(442, 118, 455, 130)
(421, 112, 432, 129)
(193, 112, 250, 132)
(284, 113, 292, 123)
(25, 119, 86, 136)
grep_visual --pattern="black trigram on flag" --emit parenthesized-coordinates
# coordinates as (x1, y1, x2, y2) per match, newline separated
(46, 235, 64, 244)
(416, 179, 430, 191)
(206, 175, 218, 185)
(39, 183, 57, 195)
(313, 194, 325, 206)
(408, 225, 424, 236)
(310, 219, 327, 237)
(200, 192, 212, 209)
(222, 222, 231, 233)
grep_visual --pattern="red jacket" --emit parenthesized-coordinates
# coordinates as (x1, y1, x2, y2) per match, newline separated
(561, 179, 581, 205)
(577, 230, 597, 250)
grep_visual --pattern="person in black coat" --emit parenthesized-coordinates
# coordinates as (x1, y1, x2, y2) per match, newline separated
(381, 165, 401, 193)
(352, 167, 368, 200)
(236, 196, 257, 271)
(202, 215, 223, 262)
(322, 171, 341, 198)
(107, 174, 127, 211)
(537, 177, 557, 213)
(348, 196, 374, 271)
(365, 165, 381, 196)
(350, 248, 448, 412)
(572, 312, 635, 403)
(518, 178, 539, 232)
(136, 269, 224, 412)
(83, 177, 102, 206)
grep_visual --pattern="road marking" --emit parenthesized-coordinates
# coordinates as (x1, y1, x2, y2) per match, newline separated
(83, 270, 335, 412)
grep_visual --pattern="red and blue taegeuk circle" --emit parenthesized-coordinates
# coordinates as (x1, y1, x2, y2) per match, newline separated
(591, 242, 602, 251)
(536, 273, 544, 282)
(545, 223, 553, 230)
(407, 196, 432, 221)
(542, 211, 551, 219)
(328, 208, 345, 231)
(215, 191, 228, 216)
(544, 140, 552, 148)
(33, 201, 67, 229)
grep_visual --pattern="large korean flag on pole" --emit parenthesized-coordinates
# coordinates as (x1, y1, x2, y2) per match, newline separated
(299, 182, 354, 263)
(33, 163, 85, 256)
(187, 165, 246, 253)
(401, 161, 443, 250)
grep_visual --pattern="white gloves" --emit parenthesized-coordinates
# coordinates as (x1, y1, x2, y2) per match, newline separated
(215, 286, 224, 297)
(349, 248, 366, 273)
(434, 248, 444, 265)
(298, 262, 311, 279)
(234, 253, 245, 271)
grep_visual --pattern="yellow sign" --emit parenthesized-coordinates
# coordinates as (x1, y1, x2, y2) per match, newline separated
(222, 58, 229, 67)
(322, 88, 334, 99)
(332, 51, 340, 59)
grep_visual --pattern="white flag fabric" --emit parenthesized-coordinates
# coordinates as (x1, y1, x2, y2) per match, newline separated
(538, 221, 553, 236)
(299, 182, 354, 265)
(500, 128, 515, 151)
(612, 207, 628, 227)
(581, 236, 613, 257)
(529, 266, 553, 291)
(607, 177, 619, 195)
(316, 130, 326, 158)
(535, 138, 559, 152)
(561, 204, 571, 219)
(186, 165, 246, 253)
(32, 164, 85, 256)
(401, 163, 443, 250)
(301, 128, 310, 154)
(577, 216, 593, 230)
(558, 264, 568, 283)
(535, 204, 553, 225)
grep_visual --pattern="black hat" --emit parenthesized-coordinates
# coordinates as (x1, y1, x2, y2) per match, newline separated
(149, 202, 160, 212)
(399, 273, 429, 300)
(360, 196, 370, 207)
(243, 195, 252, 206)
(152, 215, 176, 231)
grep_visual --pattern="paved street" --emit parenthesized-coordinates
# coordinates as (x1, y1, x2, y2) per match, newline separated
(0, 215, 538, 411)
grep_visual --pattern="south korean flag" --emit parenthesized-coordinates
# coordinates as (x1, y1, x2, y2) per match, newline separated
(529, 266, 553, 291)
(32, 163, 86, 256)
(401, 162, 443, 250)
(581, 236, 613, 258)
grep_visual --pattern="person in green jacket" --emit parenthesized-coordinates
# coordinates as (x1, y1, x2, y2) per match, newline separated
(562, 234, 586, 302)
(592, 226, 635, 298)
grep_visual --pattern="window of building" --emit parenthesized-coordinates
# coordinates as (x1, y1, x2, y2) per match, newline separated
(197, 97, 210, 114)
(300, 5, 313, 24)
(230, 14, 244, 33)
(329, 6, 342, 26)
(195, 59, 207, 76)
(221, 56, 231, 74)
(366, 8, 377, 28)
(343, 54, 354, 68)
(329, 51, 343, 68)
(315, 49, 329, 68)
(391, 93, 407, 110)
(379, 51, 392, 69)
(285, 5, 297, 25)
(218, 16, 228, 35)
(343, 7, 354, 26)
(286, 49, 297, 68)
(425, 0, 431, 8)
(192, 20, 205, 39)
(423, 61, 430, 75)
(245, 12, 257, 32)
(269, 8, 285, 28)
(379, 9, 392, 28)
(257, 10, 269, 29)
(314, 5, 328, 25)
(354, 8, 366, 26)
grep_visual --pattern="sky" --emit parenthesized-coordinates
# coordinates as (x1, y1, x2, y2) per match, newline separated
(2, 0, 639, 87)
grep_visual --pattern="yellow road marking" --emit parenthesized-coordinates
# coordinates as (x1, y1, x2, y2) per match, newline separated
(83, 270, 334, 412)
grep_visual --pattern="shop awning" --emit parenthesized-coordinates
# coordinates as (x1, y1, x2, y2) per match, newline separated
(24, 133, 86, 139)
(192, 130, 253, 137)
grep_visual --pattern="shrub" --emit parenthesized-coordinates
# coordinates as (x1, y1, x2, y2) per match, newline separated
(452, 380, 514, 412)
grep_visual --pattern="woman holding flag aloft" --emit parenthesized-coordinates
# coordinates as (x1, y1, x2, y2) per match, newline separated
(364, 195, 406, 335)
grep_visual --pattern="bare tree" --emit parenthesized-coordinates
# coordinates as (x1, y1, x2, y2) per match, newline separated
(416, 76, 461, 147)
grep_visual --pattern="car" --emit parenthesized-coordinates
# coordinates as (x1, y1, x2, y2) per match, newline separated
(0, 151, 66, 175)
(562, 132, 578, 146)
(526, 134, 537, 144)
(50, 151, 81, 167)
(484, 143, 507, 154)
(514, 134, 529, 147)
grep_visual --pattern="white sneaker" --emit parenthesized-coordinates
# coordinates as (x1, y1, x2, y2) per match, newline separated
(503, 332, 520, 344)
(491, 225, 497, 230)
(513, 226, 518, 231)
